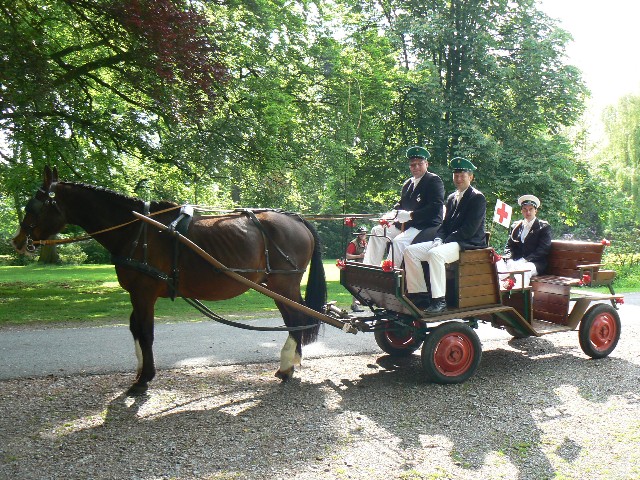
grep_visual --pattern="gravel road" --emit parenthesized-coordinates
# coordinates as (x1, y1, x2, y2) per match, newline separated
(2, 300, 640, 479)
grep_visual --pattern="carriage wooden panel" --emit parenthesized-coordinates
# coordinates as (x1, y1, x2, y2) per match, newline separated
(341, 264, 398, 292)
(452, 248, 501, 309)
(544, 241, 606, 279)
(531, 281, 571, 324)
(500, 290, 532, 322)
(340, 263, 415, 315)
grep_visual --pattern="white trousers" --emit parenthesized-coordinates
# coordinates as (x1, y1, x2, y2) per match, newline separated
(363, 225, 420, 267)
(405, 241, 461, 298)
(497, 258, 538, 288)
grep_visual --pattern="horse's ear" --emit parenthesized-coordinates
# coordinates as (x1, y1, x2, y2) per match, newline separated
(44, 165, 58, 185)
(44, 165, 52, 185)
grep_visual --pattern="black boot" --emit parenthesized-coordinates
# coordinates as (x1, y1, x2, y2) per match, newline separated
(406, 292, 431, 308)
(425, 297, 446, 314)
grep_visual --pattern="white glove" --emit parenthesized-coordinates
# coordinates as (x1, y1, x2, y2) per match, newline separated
(432, 238, 442, 248)
(382, 210, 397, 221)
(396, 210, 412, 223)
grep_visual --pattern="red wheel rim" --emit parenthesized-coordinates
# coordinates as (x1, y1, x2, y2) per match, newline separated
(432, 332, 475, 377)
(589, 312, 618, 352)
(384, 321, 421, 348)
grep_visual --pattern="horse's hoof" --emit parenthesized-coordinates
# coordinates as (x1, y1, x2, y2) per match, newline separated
(274, 367, 295, 381)
(126, 382, 148, 397)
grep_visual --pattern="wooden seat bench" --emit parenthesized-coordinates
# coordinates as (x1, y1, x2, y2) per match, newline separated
(530, 240, 616, 325)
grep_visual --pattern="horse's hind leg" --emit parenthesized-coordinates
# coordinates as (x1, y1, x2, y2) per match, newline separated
(126, 293, 157, 396)
(269, 277, 320, 381)
(275, 329, 302, 381)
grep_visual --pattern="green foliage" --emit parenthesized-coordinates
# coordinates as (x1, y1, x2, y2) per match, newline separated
(1, 0, 632, 269)
(600, 95, 640, 222)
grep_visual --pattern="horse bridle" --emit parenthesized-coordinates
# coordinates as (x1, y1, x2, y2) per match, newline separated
(21, 182, 61, 252)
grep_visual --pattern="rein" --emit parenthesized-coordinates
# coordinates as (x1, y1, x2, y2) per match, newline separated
(28, 205, 182, 249)
(183, 298, 317, 332)
(29, 205, 375, 250)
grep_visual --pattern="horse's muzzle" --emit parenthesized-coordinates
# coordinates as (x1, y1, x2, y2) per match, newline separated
(11, 230, 28, 254)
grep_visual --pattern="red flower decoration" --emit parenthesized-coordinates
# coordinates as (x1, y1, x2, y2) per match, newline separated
(336, 259, 346, 270)
(615, 297, 625, 304)
(502, 276, 516, 290)
(579, 273, 591, 286)
(490, 249, 502, 264)
(379, 218, 391, 228)
(601, 238, 611, 246)
(344, 217, 356, 227)
(381, 259, 394, 272)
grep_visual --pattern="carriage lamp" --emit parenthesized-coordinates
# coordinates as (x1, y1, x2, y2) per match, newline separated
(336, 259, 346, 270)
(381, 259, 394, 272)
(344, 217, 356, 227)
(490, 249, 502, 263)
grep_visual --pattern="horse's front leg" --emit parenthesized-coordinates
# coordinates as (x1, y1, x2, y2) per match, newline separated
(275, 334, 302, 380)
(126, 293, 157, 396)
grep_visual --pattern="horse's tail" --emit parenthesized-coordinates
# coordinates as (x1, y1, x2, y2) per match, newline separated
(301, 218, 326, 345)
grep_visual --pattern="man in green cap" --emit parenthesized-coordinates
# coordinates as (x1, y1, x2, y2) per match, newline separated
(363, 146, 444, 268)
(404, 157, 487, 313)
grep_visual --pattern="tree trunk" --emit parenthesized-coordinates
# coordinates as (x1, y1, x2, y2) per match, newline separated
(38, 244, 60, 264)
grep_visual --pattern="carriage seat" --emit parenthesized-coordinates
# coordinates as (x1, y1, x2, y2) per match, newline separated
(530, 240, 615, 325)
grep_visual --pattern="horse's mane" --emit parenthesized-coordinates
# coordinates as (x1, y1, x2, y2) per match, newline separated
(61, 181, 178, 211)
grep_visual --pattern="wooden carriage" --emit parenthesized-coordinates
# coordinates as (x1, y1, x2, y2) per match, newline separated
(339, 240, 624, 384)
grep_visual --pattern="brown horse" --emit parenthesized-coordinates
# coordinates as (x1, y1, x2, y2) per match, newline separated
(12, 166, 326, 395)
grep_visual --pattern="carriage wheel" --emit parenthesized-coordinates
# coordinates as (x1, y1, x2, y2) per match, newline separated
(374, 320, 424, 357)
(579, 304, 621, 359)
(421, 322, 482, 384)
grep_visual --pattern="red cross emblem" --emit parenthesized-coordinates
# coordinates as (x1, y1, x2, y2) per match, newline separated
(496, 202, 509, 223)
(493, 200, 512, 228)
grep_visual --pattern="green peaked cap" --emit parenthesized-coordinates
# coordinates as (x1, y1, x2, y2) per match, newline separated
(450, 157, 477, 171)
(406, 146, 430, 160)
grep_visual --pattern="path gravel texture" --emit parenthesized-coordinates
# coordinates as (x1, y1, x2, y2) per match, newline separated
(1, 301, 640, 479)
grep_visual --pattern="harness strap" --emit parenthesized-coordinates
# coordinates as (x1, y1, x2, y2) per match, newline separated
(129, 202, 150, 259)
(237, 208, 303, 273)
(112, 256, 177, 299)
(184, 298, 317, 332)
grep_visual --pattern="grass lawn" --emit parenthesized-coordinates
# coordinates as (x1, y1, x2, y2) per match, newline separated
(0, 261, 353, 327)
(3, 260, 637, 328)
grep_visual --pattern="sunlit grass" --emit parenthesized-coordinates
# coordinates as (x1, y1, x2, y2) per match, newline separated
(5, 260, 636, 328)
(0, 262, 351, 326)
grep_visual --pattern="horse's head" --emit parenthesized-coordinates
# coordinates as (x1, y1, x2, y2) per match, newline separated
(12, 166, 67, 254)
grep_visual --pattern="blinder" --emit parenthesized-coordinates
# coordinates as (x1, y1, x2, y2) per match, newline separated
(20, 183, 59, 250)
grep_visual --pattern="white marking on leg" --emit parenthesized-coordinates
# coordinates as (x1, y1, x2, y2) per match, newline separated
(134, 340, 143, 375)
(279, 334, 301, 374)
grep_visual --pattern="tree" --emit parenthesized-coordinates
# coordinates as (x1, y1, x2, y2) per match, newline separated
(601, 95, 640, 222)
(1, 0, 226, 200)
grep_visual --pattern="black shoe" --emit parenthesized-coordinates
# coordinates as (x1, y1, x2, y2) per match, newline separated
(425, 297, 447, 314)
(406, 293, 431, 308)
